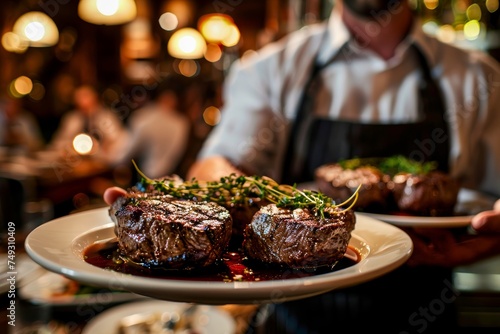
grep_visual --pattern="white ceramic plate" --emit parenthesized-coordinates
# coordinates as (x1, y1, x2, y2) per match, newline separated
(24, 207, 412, 305)
(82, 299, 236, 334)
(360, 188, 496, 228)
(19, 270, 145, 306)
(0, 253, 44, 294)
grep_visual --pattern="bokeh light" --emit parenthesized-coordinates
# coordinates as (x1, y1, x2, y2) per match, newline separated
(159, 12, 178, 31)
(198, 14, 233, 43)
(221, 25, 241, 47)
(203, 106, 221, 126)
(1, 32, 28, 53)
(464, 20, 481, 40)
(73, 133, 94, 155)
(423, 0, 439, 10)
(167, 28, 206, 59)
(204, 43, 222, 62)
(177, 59, 200, 77)
(29, 82, 46, 101)
(436, 24, 456, 44)
(486, 0, 499, 13)
(466, 4, 482, 21)
(11, 76, 33, 97)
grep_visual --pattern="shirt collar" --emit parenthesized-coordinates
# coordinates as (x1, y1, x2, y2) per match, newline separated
(315, 10, 350, 65)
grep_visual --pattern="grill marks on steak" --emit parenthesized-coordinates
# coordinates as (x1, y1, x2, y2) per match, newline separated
(243, 204, 356, 269)
(111, 192, 232, 270)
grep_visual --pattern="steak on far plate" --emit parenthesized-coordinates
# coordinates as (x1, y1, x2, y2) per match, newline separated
(243, 204, 356, 269)
(391, 171, 460, 216)
(315, 164, 391, 213)
(109, 191, 232, 270)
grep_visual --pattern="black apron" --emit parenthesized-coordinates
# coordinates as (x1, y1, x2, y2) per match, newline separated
(281, 43, 450, 185)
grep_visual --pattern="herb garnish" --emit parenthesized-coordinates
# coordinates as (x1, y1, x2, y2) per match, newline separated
(339, 155, 437, 176)
(132, 161, 359, 218)
(378, 155, 437, 175)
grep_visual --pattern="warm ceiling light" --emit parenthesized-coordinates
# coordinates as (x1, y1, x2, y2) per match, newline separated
(221, 24, 240, 47)
(198, 14, 234, 43)
(78, 0, 137, 25)
(167, 28, 206, 59)
(12, 11, 59, 47)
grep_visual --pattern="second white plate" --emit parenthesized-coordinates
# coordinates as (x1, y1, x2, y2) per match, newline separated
(82, 299, 236, 334)
(361, 188, 496, 228)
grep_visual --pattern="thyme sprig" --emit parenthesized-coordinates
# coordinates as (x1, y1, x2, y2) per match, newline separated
(132, 161, 359, 218)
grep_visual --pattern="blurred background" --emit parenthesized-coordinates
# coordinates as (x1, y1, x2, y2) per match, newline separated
(1, 0, 499, 153)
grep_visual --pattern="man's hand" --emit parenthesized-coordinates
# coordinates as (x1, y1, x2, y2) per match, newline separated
(405, 227, 500, 268)
(471, 199, 500, 233)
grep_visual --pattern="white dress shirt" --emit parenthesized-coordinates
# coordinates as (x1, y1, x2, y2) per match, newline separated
(199, 11, 500, 197)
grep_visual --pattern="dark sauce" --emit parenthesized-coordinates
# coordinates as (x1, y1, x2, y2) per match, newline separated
(83, 240, 361, 282)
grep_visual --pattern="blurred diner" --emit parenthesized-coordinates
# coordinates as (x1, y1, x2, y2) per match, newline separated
(48, 84, 129, 161)
(113, 76, 191, 180)
(0, 94, 44, 154)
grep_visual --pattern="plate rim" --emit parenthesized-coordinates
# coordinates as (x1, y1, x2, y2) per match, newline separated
(24, 207, 413, 304)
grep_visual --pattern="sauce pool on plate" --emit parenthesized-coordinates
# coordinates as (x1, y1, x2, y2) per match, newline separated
(83, 239, 361, 282)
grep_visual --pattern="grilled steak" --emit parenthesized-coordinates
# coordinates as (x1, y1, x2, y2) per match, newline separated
(392, 171, 460, 216)
(315, 157, 461, 216)
(243, 204, 356, 269)
(109, 191, 232, 270)
(315, 164, 391, 212)
(226, 198, 271, 239)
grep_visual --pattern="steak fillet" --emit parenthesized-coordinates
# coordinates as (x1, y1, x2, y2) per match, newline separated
(110, 191, 232, 270)
(315, 158, 461, 216)
(315, 164, 391, 212)
(391, 171, 460, 216)
(243, 204, 356, 269)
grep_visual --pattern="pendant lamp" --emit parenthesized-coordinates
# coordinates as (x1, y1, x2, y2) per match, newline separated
(167, 28, 207, 59)
(12, 11, 59, 47)
(78, 0, 137, 25)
